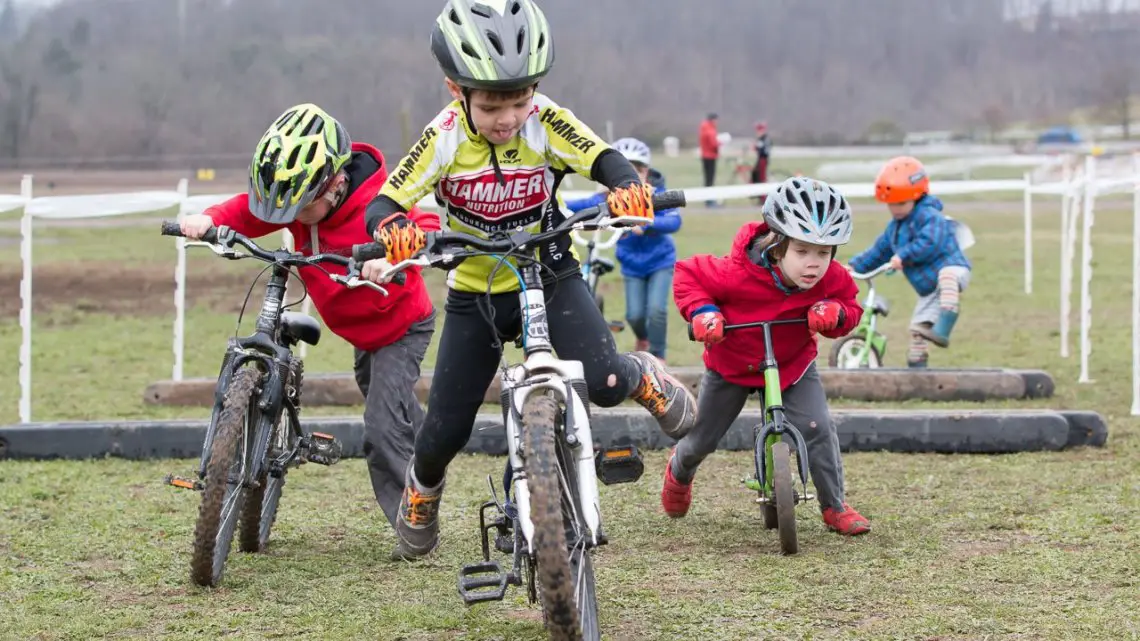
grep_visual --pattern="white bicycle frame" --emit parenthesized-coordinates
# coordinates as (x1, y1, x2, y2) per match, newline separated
(376, 215, 648, 553)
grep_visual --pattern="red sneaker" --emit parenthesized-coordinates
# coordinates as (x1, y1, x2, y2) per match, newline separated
(821, 503, 871, 536)
(661, 449, 692, 518)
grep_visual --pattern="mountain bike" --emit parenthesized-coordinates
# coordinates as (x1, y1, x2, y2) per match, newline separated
(828, 263, 894, 368)
(159, 221, 393, 588)
(571, 226, 625, 332)
(356, 190, 687, 641)
(688, 318, 814, 555)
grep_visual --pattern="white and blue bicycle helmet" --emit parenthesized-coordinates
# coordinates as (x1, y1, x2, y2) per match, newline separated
(611, 137, 651, 167)
(762, 177, 853, 246)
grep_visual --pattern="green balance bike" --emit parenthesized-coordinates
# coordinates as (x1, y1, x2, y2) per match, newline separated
(828, 263, 894, 369)
(688, 317, 814, 555)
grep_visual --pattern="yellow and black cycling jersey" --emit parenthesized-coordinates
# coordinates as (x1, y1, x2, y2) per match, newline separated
(370, 92, 618, 294)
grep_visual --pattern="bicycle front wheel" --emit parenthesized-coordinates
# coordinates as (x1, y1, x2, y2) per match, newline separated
(522, 394, 600, 641)
(772, 441, 799, 555)
(190, 366, 259, 587)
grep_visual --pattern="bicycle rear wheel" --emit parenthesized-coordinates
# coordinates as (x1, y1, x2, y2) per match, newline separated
(239, 407, 295, 553)
(522, 394, 599, 641)
(190, 366, 259, 586)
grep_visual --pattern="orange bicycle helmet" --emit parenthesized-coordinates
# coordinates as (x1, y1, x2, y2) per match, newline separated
(874, 156, 929, 204)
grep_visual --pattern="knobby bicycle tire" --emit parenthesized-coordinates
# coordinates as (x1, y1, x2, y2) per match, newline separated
(190, 366, 259, 586)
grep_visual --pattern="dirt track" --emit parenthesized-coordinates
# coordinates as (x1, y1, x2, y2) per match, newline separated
(0, 261, 258, 320)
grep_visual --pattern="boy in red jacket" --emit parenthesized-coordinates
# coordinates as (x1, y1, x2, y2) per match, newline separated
(178, 103, 440, 531)
(668, 177, 872, 536)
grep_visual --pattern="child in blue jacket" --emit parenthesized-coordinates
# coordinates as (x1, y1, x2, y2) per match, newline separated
(566, 138, 682, 362)
(848, 156, 971, 368)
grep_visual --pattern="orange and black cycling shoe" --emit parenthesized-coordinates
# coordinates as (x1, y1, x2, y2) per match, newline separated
(391, 460, 445, 561)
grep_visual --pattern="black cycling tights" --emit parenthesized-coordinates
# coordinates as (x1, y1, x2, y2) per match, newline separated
(413, 276, 641, 488)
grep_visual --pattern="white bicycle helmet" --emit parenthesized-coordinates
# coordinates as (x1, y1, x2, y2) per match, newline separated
(762, 177, 853, 246)
(611, 137, 651, 166)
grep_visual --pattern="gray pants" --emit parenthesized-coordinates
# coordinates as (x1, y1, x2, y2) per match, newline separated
(352, 311, 436, 528)
(672, 363, 847, 510)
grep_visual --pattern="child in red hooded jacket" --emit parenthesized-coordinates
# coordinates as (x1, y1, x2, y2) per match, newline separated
(179, 103, 440, 533)
(668, 177, 872, 536)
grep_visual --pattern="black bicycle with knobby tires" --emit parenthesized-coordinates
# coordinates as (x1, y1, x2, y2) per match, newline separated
(159, 221, 394, 587)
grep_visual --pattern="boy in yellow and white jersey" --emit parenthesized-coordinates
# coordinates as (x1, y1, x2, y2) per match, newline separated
(362, 0, 697, 561)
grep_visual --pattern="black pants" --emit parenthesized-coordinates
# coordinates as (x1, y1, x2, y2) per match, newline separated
(414, 276, 642, 487)
(701, 157, 717, 187)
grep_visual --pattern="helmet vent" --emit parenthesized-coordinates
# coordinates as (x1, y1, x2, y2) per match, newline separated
(287, 146, 302, 169)
(486, 30, 504, 55)
(448, 8, 462, 25)
(460, 41, 480, 59)
(470, 4, 491, 18)
(303, 115, 323, 136)
(305, 143, 318, 164)
(516, 27, 526, 54)
(536, 31, 545, 51)
(510, 1, 522, 14)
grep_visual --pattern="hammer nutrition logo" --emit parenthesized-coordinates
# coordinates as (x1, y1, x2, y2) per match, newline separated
(440, 167, 549, 220)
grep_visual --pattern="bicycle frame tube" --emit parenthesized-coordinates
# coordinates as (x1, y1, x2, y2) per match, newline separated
(198, 264, 294, 480)
(503, 263, 602, 551)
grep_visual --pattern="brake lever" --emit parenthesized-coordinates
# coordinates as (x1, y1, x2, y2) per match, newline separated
(330, 274, 389, 296)
(187, 241, 242, 259)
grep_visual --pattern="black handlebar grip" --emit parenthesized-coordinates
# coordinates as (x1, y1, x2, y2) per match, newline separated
(392, 272, 407, 286)
(653, 190, 687, 211)
(160, 221, 183, 237)
(352, 242, 388, 263)
(687, 322, 696, 341)
(201, 227, 218, 244)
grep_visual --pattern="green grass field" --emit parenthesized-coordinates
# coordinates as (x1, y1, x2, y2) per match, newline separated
(1, 199, 1139, 640)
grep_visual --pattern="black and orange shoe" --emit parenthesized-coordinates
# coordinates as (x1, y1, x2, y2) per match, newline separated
(390, 461, 445, 561)
(628, 352, 696, 439)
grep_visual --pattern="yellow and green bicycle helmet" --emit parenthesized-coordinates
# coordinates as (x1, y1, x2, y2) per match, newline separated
(431, 0, 555, 92)
(248, 103, 353, 224)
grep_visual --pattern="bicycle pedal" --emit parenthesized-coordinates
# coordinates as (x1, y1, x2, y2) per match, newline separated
(458, 561, 509, 604)
(607, 320, 626, 332)
(306, 432, 342, 466)
(164, 474, 203, 491)
(594, 445, 644, 485)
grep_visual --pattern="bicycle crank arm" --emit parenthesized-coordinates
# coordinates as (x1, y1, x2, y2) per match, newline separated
(164, 474, 203, 491)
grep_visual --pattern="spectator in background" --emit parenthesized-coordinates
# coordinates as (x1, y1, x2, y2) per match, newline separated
(751, 121, 772, 205)
(699, 112, 720, 207)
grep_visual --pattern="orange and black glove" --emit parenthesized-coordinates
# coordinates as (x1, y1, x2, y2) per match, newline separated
(605, 183, 655, 221)
(373, 214, 426, 263)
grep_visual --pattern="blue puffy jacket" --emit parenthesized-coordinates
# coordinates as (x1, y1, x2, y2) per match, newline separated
(848, 194, 971, 296)
(565, 168, 682, 278)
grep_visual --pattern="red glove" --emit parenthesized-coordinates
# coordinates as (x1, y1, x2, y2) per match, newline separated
(692, 310, 726, 345)
(808, 300, 844, 333)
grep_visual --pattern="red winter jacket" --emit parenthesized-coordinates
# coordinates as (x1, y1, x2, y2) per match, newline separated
(673, 221, 863, 389)
(205, 142, 440, 353)
(699, 119, 720, 160)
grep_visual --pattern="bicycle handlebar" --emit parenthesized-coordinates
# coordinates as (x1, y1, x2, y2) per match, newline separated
(159, 221, 403, 293)
(849, 263, 895, 281)
(687, 317, 806, 341)
(571, 226, 624, 251)
(353, 189, 687, 281)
